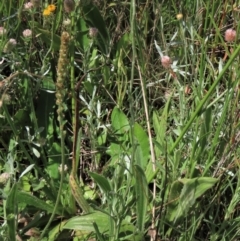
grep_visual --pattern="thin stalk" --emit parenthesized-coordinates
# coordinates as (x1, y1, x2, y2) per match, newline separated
(137, 61, 156, 234)
(40, 31, 70, 239)
(130, 0, 136, 163)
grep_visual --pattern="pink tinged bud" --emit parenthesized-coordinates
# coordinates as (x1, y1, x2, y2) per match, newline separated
(224, 29, 236, 42)
(24, 2, 34, 9)
(161, 55, 172, 69)
(89, 27, 98, 38)
(23, 29, 32, 38)
(0, 172, 10, 184)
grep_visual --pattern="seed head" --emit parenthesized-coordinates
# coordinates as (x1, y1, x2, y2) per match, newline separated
(225, 29, 236, 42)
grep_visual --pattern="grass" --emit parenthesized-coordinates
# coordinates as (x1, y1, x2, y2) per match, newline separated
(0, 0, 240, 240)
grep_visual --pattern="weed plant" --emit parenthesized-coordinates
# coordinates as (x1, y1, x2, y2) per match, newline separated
(0, 0, 240, 240)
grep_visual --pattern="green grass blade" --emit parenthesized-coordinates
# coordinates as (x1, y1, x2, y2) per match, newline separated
(134, 164, 148, 233)
(6, 183, 17, 241)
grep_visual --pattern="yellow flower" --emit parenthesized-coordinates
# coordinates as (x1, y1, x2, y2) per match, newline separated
(43, 8, 51, 16)
(47, 4, 56, 12)
(176, 13, 183, 20)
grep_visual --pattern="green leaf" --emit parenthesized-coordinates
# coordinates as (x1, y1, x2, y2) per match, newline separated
(82, 3, 110, 54)
(111, 107, 130, 134)
(47, 142, 61, 179)
(6, 183, 17, 241)
(17, 191, 62, 215)
(14, 109, 29, 127)
(89, 172, 112, 195)
(41, 77, 56, 91)
(133, 123, 149, 169)
(145, 161, 159, 183)
(115, 33, 131, 59)
(47, 220, 67, 241)
(19, 164, 35, 179)
(35, 27, 61, 51)
(170, 177, 218, 224)
(35, 89, 55, 137)
(134, 165, 148, 233)
(75, 18, 90, 51)
(166, 180, 183, 222)
(153, 96, 171, 156)
(32, 147, 40, 158)
(63, 211, 110, 233)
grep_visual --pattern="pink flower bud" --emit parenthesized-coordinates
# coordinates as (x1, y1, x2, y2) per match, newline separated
(89, 27, 98, 38)
(24, 2, 34, 9)
(224, 29, 236, 42)
(161, 55, 172, 69)
(23, 29, 32, 38)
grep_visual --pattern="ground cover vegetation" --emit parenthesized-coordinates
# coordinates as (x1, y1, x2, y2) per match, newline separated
(0, 0, 240, 240)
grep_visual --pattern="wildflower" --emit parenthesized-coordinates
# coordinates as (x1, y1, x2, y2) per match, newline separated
(24, 2, 34, 10)
(48, 4, 56, 12)
(176, 13, 183, 20)
(43, 8, 51, 16)
(0, 27, 7, 36)
(64, 0, 75, 13)
(224, 29, 236, 42)
(43, 4, 56, 16)
(161, 55, 172, 69)
(23, 29, 32, 37)
(89, 27, 98, 38)
(3, 38, 17, 53)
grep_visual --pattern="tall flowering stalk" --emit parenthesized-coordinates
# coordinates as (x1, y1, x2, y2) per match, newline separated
(40, 31, 70, 239)
(56, 31, 69, 123)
